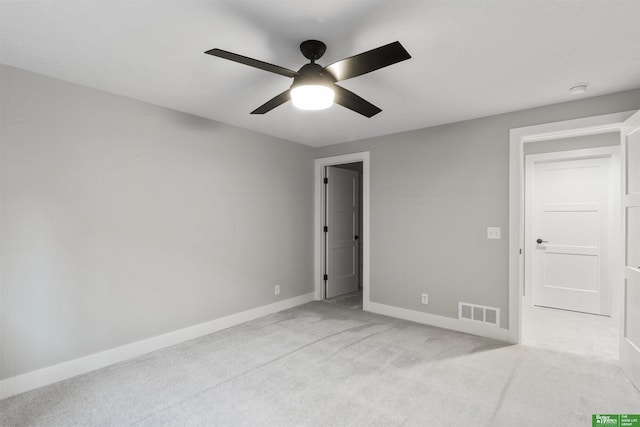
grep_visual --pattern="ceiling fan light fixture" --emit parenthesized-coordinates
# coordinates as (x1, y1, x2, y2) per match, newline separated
(206, 39, 411, 117)
(290, 84, 335, 110)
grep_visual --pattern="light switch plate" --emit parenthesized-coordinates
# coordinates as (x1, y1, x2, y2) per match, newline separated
(487, 227, 501, 239)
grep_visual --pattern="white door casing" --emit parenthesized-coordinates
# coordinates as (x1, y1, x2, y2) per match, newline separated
(314, 152, 369, 308)
(620, 110, 640, 390)
(325, 166, 359, 299)
(526, 149, 617, 315)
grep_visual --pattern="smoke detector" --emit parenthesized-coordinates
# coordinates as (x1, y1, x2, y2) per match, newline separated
(569, 83, 589, 95)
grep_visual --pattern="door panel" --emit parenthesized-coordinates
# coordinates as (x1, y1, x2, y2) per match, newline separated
(542, 210, 598, 246)
(621, 110, 640, 390)
(626, 274, 640, 350)
(325, 166, 359, 299)
(628, 206, 640, 267)
(532, 157, 611, 314)
(333, 211, 355, 240)
(544, 252, 598, 291)
(627, 129, 640, 194)
(543, 165, 598, 202)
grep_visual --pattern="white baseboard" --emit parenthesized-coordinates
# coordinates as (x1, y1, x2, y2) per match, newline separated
(0, 292, 315, 400)
(367, 301, 510, 342)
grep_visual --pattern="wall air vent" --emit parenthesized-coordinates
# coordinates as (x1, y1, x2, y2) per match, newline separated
(458, 302, 500, 327)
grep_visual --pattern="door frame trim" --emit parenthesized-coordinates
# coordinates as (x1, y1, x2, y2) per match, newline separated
(314, 152, 370, 308)
(523, 146, 621, 314)
(509, 110, 637, 343)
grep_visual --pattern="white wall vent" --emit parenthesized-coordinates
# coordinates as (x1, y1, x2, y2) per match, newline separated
(458, 302, 500, 327)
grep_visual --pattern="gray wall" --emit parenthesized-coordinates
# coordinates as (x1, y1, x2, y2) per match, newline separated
(316, 89, 640, 328)
(523, 131, 619, 155)
(0, 65, 315, 379)
(1, 62, 638, 380)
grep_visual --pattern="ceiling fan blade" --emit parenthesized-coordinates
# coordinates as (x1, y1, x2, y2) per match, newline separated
(332, 84, 382, 118)
(205, 48, 297, 79)
(325, 41, 411, 82)
(251, 90, 291, 114)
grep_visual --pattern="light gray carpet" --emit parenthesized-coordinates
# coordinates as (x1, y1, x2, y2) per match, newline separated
(1, 297, 639, 426)
(522, 304, 618, 360)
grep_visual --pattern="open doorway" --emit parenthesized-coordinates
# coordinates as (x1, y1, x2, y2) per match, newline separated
(314, 152, 370, 310)
(521, 132, 621, 360)
(323, 162, 363, 307)
(510, 110, 640, 389)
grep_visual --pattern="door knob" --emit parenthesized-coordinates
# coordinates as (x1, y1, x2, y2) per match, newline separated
(354, 235, 360, 240)
(536, 238, 548, 244)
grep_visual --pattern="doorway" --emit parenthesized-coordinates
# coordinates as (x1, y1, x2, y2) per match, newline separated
(325, 163, 363, 301)
(510, 110, 640, 389)
(314, 152, 370, 310)
(522, 142, 620, 359)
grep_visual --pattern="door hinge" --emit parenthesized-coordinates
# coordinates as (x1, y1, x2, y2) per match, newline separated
(323, 177, 328, 184)
(323, 226, 328, 232)
(519, 248, 522, 255)
(323, 274, 328, 281)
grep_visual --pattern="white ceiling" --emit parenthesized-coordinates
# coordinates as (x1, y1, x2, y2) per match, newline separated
(1, 1, 639, 147)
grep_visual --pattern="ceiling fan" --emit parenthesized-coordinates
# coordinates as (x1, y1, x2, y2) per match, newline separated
(204, 40, 411, 117)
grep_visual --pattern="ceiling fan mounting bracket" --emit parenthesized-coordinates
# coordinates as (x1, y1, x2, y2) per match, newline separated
(300, 40, 326, 62)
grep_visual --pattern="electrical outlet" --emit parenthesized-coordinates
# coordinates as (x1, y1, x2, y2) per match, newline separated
(421, 293, 429, 304)
(274, 285, 280, 295)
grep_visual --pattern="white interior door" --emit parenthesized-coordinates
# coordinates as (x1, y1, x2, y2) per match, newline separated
(325, 166, 359, 299)
(620, 110, 640, 389)
(528, 153, 614, 315)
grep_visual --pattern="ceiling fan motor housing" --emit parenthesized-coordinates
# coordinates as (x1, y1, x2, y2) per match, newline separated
(291, 63, 336, 90)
